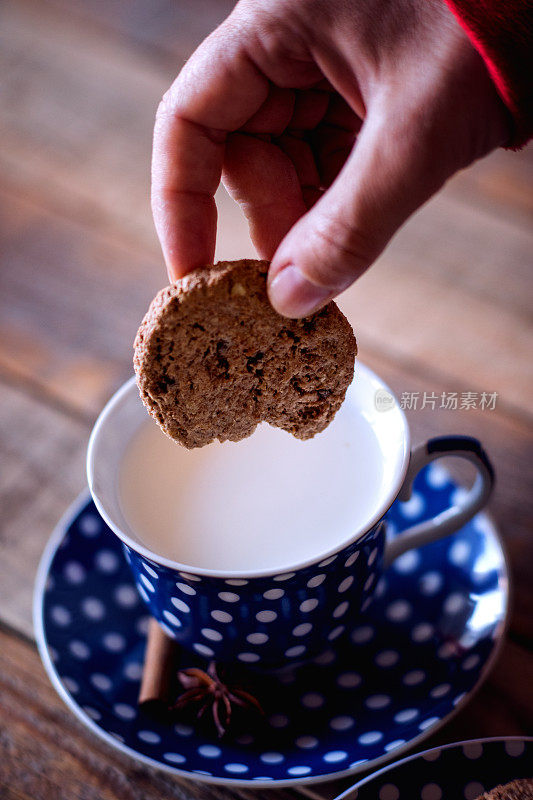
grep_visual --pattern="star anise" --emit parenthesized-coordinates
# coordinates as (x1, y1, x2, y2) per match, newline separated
(171, 661, 264, 737)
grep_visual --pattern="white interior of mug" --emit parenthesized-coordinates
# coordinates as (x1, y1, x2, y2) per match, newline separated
(87, 362, 410, 577)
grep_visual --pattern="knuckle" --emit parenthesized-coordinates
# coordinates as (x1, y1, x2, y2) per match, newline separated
(306, 213, 377, 288)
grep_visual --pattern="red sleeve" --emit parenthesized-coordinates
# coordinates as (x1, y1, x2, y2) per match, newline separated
(443, 0, 533, 148)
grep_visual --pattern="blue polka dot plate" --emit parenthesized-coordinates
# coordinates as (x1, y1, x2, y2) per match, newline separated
(337, 737, 532, 799)
(34, 465, 509, 787)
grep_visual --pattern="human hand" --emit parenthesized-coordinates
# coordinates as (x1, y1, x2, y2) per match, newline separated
(152, 0, 509, 317)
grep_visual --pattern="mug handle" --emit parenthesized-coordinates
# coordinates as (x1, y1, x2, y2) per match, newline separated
(384, 435, 494, 567)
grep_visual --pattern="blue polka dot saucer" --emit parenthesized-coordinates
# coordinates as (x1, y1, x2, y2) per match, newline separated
(338, 737, 532, 799)
(34, 465, 509, 787)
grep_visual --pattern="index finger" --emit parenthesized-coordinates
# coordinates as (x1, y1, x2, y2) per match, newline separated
(151, 20, 269, 280)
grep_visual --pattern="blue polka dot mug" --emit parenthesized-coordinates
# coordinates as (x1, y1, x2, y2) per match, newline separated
(87, 364, 494, 669)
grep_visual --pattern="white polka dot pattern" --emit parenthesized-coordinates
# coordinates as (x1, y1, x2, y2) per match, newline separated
(285, 645, 306, 658)
(307, 574, 326, 588)
(386, 600, 412, 622)
(256, 610, 277, 623)
(263, 589, 284, 600)
(81, 597, 105, 621)
(366, 694, 391, 710)
(123, 661, 142, 681)
(464, 782, 485, 800)
(505, 740, 525, 757)
(102, 632, 126, 652)
(403, 670, 426, 686)
(51, 605, 72, 626)
(211, 609, 232, 623)
(162, 610, 181, 628)
(176, 582, 196, 596)
(138, 730, 161, 744)
(302, 692, 325, 709)
(338, 575, 354, 593)
(330, 715, 355, 730)
(218, 591, 239, 603)
(351, 625, 375, 644)
(345, 551, 359, 568)
(379, 786, 399, 800)
(296, 735, 319, 749)
(292, 623, 312, 637)
(164, 752, 186, 764)
(333, 601, 349, 618)
(375, 650, 399, 668)
(247, 632, 269, 645)
(238, 652, 260, 663)
(300, 598, 319, 613)
(463, 742, 483, 759)
(394, 550, 420, 574)
(201, 628, 223, 641)
(359, 731, 383, 745)
(95, 550, 119, 573)
(337, 672, 362, 688)
(421, 783, 442, 800)
(268, 713, 289, 728)
(40, 464, 507, 784)
(170, 597, 190, 614)
(400, 491, 424, 518)
(394, 708, 419, 724)
(193, 643, 214, 657)
(260, 752, 284, 764)
(288, 766, 312, 776)
(64, 561, 87, 584)
(140, 574, 155, 592)
(69, 640, 90, 660)
(114, 585, 138, 608)
(199, 745, 221, 758)
(324, 750, 348, 762)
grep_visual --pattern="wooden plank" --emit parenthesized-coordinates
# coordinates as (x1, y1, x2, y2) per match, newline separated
(0, 0, 251, 261)
(376, 190, 533, 320)
(0, 186, 160, 417)
(338, 219, 533, 419)
(0, 183, 249, 419)
(0, 0, 163, 254)
(0, 380, 88, 638)
(45, 0, 237, 68)
(1, 2, 532, 421)
(0, 627, 297, 800)
(446, 147, 533, 230)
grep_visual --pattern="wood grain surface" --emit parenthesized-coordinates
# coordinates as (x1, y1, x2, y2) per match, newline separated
(0, 0, 531, 797)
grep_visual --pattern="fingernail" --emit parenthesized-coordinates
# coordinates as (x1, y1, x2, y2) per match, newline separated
(268, 265, 332, 317)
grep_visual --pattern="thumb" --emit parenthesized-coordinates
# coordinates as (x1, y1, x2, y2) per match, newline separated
(267, 105, 447, 317)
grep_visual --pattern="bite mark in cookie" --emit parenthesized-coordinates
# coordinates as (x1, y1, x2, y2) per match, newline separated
(134, 260, 356, 449)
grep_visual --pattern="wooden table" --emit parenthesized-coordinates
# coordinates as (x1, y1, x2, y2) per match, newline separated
(0, 0, 532, 797)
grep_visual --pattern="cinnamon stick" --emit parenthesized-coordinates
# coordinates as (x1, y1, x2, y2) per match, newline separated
(138, 618, 179, 717)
